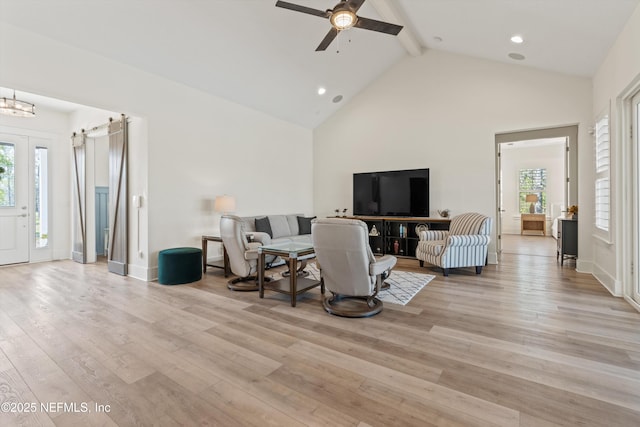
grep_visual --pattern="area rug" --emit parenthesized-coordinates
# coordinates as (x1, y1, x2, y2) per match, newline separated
(278, 263, 435, 306)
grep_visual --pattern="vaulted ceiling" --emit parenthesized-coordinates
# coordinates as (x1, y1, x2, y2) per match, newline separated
(1, 0, 638, 128)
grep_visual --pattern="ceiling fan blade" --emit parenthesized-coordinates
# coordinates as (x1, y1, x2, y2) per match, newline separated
(346, 0, 366, 13)
(316, 27, 339, 51)
(354, 17, 403, 35)
(275, 1, 330, 18)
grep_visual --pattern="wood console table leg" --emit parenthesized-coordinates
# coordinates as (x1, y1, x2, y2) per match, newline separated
(223, 247, 230, 278)
(290, 257, 297, 307)
(202, 236, 207, 273)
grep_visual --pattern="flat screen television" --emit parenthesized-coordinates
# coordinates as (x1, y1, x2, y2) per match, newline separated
(353, 168, 429, 217)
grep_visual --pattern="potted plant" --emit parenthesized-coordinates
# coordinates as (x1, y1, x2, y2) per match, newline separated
(567, 205, 578, 219)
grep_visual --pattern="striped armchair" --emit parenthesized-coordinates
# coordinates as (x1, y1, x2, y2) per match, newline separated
(416, 212, 492, 276)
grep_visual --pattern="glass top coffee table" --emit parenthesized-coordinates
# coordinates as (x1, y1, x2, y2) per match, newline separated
(258, 242, 324, 307)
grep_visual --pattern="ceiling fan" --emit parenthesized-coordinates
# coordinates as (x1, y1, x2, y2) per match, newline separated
(275, 0, 403, 51)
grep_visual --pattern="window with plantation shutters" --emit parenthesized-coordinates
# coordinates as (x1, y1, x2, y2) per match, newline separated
(595, 114, 610, 235)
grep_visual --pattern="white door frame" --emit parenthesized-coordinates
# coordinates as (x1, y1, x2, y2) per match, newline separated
(615, 74, 640, 311)
(627, 89, 640, 306)
(633, 91, 640, 304)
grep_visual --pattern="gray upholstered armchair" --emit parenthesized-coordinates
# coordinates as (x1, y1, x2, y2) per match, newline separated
(311, 218, 397, 317)
(416, 212, 492, 276)
(220, 215, 274, 291)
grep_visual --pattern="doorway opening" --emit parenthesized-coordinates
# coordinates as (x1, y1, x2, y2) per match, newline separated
(71, 116, 128, 275)
(495, 125, 578, 260)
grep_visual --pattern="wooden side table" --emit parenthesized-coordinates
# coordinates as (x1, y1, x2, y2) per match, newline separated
(202, 235, 230, 277)
(258, 242, 323, 307)
(521, 214, 546, 236)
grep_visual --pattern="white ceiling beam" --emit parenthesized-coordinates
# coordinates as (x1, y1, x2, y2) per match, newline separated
(368, 0, 423, 56)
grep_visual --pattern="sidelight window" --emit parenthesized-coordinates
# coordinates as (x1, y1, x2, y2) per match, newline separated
(34, 147, 48, 248)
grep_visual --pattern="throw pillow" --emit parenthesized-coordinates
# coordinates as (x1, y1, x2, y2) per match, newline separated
(297, 216, 316, 235)
(255, 217, 273, 237)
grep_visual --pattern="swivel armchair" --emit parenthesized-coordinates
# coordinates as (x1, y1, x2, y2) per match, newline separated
(311, 218, 397, 317)
(220, 215, 273, 291)
(416, 212, 492, 276)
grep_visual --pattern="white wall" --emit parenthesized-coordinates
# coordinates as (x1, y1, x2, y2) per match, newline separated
(1, 23, 313, 281)
(314, 49, 592, 264)
(501, 142, 566, 234)
(592, 3, 640, 298)
(0, 108, 70, 262)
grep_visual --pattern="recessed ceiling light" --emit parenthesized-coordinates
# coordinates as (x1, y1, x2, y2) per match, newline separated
(508, 52, 526, 61)
(332, 95, 343, 103)
(317, 87, 326, 95)
(510, 35, 524, 44)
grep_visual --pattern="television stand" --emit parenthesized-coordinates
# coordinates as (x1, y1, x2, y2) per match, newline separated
(347, 216, 451, 258)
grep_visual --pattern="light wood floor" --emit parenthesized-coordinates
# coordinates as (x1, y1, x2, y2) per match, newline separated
(500, 234, 558, 257)
(1, 255, 639, 426)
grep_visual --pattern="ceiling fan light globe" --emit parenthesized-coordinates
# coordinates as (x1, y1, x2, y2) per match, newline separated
(330, 10, 356, 30)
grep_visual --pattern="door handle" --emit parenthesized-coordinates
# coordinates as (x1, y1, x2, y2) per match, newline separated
(18, 213, 27, 217)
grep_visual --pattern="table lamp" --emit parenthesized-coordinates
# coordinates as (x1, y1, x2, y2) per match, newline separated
(526, 194, 538, 213)
(214, 195, 236, 215)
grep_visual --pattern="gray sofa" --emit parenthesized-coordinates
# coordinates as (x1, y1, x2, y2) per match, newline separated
(239, 214, 313, 246)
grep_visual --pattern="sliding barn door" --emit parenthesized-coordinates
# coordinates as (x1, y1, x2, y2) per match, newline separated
(71, 132, 87, 263)
(108, 116, 128, 275)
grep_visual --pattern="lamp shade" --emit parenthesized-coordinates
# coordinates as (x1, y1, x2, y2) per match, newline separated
(525, 194, 538, 203)
(214, 195, 236, 213)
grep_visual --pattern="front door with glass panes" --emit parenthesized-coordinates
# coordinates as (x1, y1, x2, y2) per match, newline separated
(0, 134, 29, 265)
(0, 133, 50, 265)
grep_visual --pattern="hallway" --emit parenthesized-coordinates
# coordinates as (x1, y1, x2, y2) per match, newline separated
(500, 234, 558, 258)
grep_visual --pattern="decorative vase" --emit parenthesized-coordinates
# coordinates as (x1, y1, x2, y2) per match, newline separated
(393, 240, 399, 254)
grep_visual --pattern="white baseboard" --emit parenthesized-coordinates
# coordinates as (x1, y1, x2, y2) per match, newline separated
(592, 263, 622, 296)
(128, 264, 155, 282)
(487, 252, 498, 265)
(53, 250, 71, 260)
(624, 295, 640, 313)
(576, 259, 593, 274)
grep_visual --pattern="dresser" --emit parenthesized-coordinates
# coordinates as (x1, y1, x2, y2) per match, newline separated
(557, 218, 578, 265)
(521, 213, 546, 236)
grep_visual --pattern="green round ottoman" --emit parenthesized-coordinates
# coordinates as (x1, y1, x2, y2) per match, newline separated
(158, 247, 202, 285)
